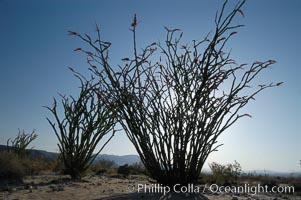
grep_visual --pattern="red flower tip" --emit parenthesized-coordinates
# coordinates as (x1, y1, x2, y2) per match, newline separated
(68, 67, 75, 72)
(121, 58, 130, 61)
(131, 14, 137, 27)
(86, 51, 93, 56)
(74, 48, 82, 51)
(246, 69, 256, 74)
(68, 31, 78, 35)
(269, 60, 277, 64)
(238, 9, 245, 17)
(230, 31, 238, 36)
(244, 114, 252, 118)
(255, 61, 263, 65)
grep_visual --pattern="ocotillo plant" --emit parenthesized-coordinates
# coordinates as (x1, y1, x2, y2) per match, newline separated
(7, 129, 37, 158)
(45, 70, 116, 179)
(69, 0, 282, 187)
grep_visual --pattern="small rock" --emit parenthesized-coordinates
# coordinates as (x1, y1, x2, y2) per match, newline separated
(57, 185, 64, 191)
(232, 196, 239, 200)
(50, 185, 64, 192)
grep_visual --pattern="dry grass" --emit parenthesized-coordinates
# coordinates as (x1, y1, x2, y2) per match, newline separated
(0, 151, 48, 181)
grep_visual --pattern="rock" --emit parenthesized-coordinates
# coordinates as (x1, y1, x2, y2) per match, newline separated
(57, 185, 64, 191)
(50, 185, 64, 192)
(232, 196, 239, 200)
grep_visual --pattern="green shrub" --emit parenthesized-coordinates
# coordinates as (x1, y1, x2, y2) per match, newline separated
(98, 158, 116, 169)
(116, 163, 147, 177)
(118, 164, 130, 177)
(89, 158, 117, 175)
(129, 162, 147, 175)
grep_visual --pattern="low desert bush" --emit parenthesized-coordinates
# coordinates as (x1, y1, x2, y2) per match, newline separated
(0, 151, 25, 180)
(90, 159, 147, 177)
(98, 158, 116, 169)
(117, 164, 130, 177)
(260, 176, 279, 189)
(129, 162, 147, 175)
(117, 163, 147, 177)
(89, 158, 117, 175)
(0, 151, 47, 180)
(47, 158, 65, 173)
(207, 160, 242, 186)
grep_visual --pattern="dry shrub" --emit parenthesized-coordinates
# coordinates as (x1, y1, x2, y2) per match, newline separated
(117, 164, 130, 177)
(129, 162, 148, 175)
(0, 151, 47, 180)
(259, 176, 279, 189)
(89, 163, 106, 175)
(0, 151, 25, 180)
(89, 158, 118, 176)
(207, 161, 242, 186)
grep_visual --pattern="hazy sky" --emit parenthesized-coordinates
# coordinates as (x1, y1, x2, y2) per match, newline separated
(0, 0, 300, 172)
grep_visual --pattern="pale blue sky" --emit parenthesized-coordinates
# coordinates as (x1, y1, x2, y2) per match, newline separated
(0, 0, 300, 172)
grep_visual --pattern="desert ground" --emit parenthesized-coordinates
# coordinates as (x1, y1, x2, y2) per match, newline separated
(0, 171, 300, 200)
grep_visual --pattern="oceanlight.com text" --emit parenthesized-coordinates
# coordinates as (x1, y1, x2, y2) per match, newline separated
(209, 183, 294, 195)
(133, 183, 294, 195)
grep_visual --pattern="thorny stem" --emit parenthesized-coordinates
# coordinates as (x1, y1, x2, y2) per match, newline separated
(70, 0, 281, 187)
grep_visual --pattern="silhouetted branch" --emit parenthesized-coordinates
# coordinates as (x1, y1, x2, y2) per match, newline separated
(7, 129, 37, 158)
(45, 72, 116, 179)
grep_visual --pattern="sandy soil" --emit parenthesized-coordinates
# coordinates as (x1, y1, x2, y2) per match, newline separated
(0, 172, 300, 200)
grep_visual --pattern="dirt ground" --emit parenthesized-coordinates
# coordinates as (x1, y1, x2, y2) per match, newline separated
(0, 172, 300, 200)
